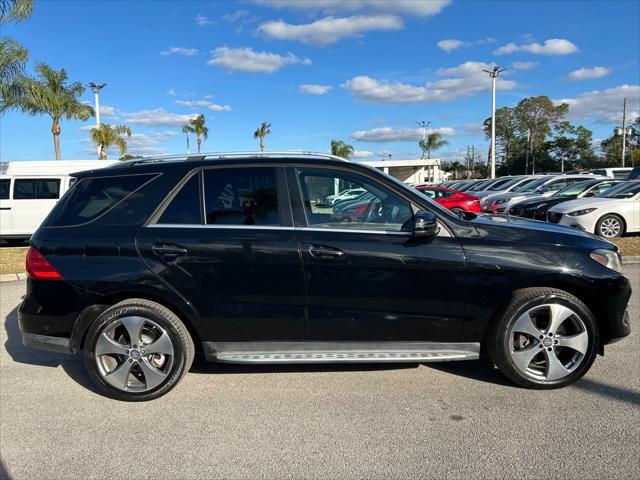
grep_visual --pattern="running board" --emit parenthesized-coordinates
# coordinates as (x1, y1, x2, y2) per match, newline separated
(203, 342, 480, 364)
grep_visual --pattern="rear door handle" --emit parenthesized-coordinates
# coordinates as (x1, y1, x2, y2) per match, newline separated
(152, 243, 188, 257)
(308, 244, 345, 259)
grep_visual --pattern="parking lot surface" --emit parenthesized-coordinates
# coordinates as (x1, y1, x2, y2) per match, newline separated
(1, 266, 639, 480)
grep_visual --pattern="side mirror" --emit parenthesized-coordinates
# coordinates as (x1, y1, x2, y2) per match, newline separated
(584, 191, 596, 197)
(410, 210, 439, 237)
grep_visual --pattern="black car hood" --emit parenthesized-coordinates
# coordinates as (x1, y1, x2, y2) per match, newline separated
(470, 213, 613, 248)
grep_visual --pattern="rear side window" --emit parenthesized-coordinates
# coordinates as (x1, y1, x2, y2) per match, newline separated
(46, 174, 154, 226)
(12, 179, 60, 199)
(158, 174, 202, 224)
(0, 179, 9, 199)
(203, 168, 279, 225)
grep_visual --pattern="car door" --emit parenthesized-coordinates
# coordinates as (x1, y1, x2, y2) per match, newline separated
(288, 165, 467, 342)
(136, 165, 306, 342)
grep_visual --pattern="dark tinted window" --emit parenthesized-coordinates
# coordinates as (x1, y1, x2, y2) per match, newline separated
(35, 179, 60, 199)
(158, 174, 201, 224)
(0, 179, 9, 199)
(204, 168, 279, 225)
(12, 178, 60, 199)
(46, 174, 155, 226)
(13, 179, 36, 199)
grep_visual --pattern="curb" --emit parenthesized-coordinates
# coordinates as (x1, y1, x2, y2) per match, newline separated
(623, 256, 640, 264)
(0, 273, 27, 283)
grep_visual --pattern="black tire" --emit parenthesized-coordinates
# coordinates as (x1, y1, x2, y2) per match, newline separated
(487, 287, 599, 389)
(595, 213, 625, 238)
(83, 299, 194, 401)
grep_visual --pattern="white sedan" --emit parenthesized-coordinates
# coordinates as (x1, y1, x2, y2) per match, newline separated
(546, 181, 640, 238)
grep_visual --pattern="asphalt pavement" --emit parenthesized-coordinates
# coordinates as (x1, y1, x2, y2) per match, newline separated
(1, 266, 639, 479)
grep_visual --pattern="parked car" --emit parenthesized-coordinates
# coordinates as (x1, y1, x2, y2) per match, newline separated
(19, 152, 631, 401)
(483, 174, 602, 214)
(509, 179, 621, 221)
(547, 181, 640, 237)
(0, 160, 116, 244)
(479, 176, 543, 210)
(326, 187, 366, 205)
(415, 185, 481, 213)
(588, 167, 633, 180)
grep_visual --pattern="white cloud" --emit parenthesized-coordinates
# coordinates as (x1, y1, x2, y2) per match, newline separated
(342, 61, 518, 104)
(208, 47, 311, 73)
(195, 14, 215, 26)
(494, 38, 579, 55)
(351, 126, 455, 143)
(160, 47, 198, 56)
(122, 108, 199, 127)
(165, 88, 178, 96)
(299, 84, 332, 95)
(223, 10, 250, 22)
(436, 39, 468, 53)
(564, 66, 611, 81)
(556, 84, 640, 124)
(175, 99, 231, 112)
(511, 61, 538, 71)
(258, 14, 403, 46)
(100, 105, 116, 117)
(251, 0, 451, 17)
(351, 150, 376, 158)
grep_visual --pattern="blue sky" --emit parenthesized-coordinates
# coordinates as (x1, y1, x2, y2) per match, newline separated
(2, 0, 639, 162)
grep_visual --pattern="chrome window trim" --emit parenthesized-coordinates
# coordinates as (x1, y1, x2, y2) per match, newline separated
(147, 223, 414, 236)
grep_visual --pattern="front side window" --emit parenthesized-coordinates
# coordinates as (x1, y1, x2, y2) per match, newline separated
(204, 167, 279, 225)
(297, 168, 413, 232)
(0, 179, 9, 199)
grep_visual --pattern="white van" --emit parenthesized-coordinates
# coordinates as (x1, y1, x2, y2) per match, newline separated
(0, 160, 116, 244)
(589, 167, 633, 180)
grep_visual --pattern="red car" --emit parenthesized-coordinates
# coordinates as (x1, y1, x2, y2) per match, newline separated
(415, 185, 481, 213)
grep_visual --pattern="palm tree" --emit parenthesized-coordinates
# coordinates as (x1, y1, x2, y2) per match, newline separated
(1, 62, 93, 160)
(181, 123, 192, 153)
(449, 161, 464, 180)
(253, 121, 271, 152)
(1, 0, 34, 24)
(189, 114, 208, 153)
(330, 140, 355, 159)
(0, 37, 28, 85)
(418, 132, 449, 159)
(90, 123, 132, 160)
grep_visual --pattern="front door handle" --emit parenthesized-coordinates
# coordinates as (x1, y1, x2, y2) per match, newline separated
(152, 243, 188, 257)
(308, 244, 345, 259)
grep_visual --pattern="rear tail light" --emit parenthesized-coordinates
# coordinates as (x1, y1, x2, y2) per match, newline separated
(25, 247, 64, 280)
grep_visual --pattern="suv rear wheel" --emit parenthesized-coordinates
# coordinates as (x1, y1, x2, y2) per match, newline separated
(488, 288, 598, 389)
(83, 299, 194, 401)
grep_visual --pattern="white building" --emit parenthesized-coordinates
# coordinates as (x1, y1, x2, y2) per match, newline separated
(361, 158, 446, 184)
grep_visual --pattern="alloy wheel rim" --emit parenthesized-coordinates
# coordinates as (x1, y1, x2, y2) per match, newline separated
(600, 218, 621, 237)
(95, 316, 175, 393)
(508, 304, 589, 382)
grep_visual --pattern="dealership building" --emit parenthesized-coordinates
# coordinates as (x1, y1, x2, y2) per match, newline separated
(361, 158, 446, 184)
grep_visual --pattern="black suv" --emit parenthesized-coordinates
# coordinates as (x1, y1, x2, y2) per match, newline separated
(19, 153, 631, 401)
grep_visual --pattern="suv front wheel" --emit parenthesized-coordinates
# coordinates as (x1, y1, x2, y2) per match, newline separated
(83, 299, 194, 401)
(488, 288, 599, 389)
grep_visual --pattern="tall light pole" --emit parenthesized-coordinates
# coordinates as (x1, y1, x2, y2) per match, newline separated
(483, 66, 505, 179)
(417, 120, 430, 159)
(88, 83, 106, 157)
(621, 97, 627, 167)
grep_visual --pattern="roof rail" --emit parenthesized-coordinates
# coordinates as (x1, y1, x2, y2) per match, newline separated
(118, 151, 350, 166)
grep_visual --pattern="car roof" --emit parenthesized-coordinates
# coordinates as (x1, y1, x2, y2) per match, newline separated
(71, 151, 352, 178)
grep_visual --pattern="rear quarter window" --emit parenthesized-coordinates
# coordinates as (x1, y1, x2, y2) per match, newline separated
(45, 174, 156, 226)
(0, 179, 9, 199)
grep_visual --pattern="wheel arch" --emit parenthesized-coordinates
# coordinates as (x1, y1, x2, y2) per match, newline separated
(595, 211, 627, 236)
(70, 290, 205, 354)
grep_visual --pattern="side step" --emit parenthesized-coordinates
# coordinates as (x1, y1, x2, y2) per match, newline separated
(203, 342, 480, 364)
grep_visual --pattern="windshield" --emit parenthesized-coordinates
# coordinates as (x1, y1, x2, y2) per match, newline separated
(487, 177, 516, 190)
(507, 177, 536, 191)
(517, 177, 551, 192)
(552, 181, 594, 197)
(467, 179, 491, 191)
(598, 181, 640, 199)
